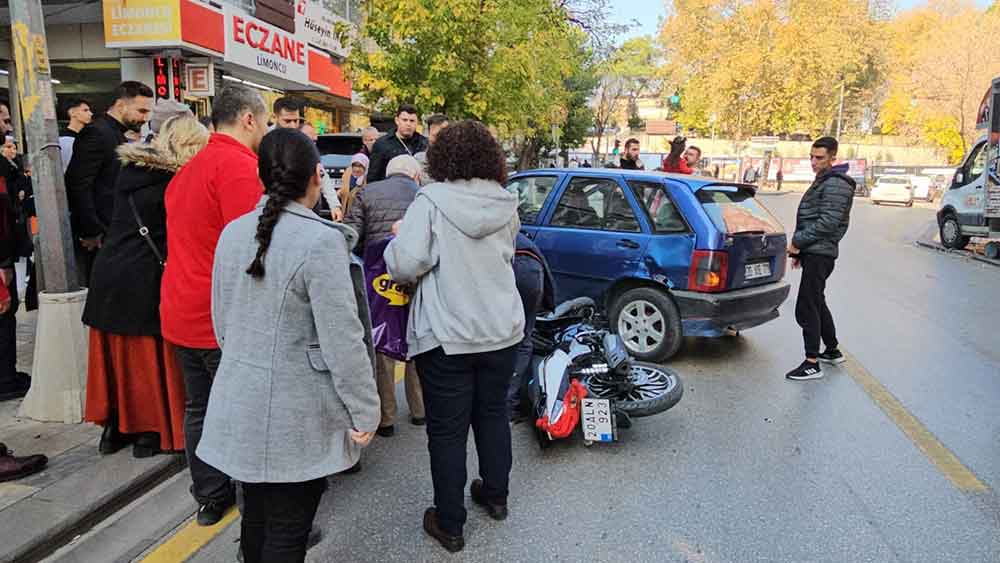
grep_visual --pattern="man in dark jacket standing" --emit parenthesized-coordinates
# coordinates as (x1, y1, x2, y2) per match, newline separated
(619, 138, 645, 170)
(366, 104, 427, 183)
(65, 81, 153, 286)
(0, 99, 30, 401)
(786, 137, 854, 381)
(508, 233, 555, 419)
(343, 155, 425, 437)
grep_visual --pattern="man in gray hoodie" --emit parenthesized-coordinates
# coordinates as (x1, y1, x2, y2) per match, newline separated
(384, 120, 523, 552)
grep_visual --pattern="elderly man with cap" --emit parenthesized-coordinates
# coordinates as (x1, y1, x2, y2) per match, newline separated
(146, 99, 193, 142)
(342, 155, 425, 437)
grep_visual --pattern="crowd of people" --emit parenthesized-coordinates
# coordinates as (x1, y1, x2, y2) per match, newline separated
(0, 82, 546, 561)
(0, 76, 854, 562)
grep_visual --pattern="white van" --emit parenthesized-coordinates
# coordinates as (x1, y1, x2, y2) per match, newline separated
(937, 79, 1000, 249)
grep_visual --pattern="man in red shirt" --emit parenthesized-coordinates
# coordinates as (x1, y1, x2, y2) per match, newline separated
(161, 85, 268, 525)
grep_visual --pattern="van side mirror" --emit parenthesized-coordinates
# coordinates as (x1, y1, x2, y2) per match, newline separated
(954, 170, 964, 186)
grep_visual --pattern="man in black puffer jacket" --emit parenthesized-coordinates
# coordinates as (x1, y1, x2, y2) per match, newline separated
(343, 154, 425, 437)
(786, 136, 855, 381)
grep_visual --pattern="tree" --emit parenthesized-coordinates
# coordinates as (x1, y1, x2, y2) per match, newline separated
(347, 0, 585, 142)
(879, 2, 1000, 162)
(659, 0, 884, 139)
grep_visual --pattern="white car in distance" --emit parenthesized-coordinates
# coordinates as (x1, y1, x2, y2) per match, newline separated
(871, 176, 914, 207)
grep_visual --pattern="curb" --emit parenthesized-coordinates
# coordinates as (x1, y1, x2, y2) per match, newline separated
(914, 239, 1000, 267)
(7, 453, 185, 563)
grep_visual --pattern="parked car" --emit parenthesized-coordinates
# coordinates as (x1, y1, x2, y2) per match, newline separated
(315, 133, 365, 217)
(910, 175, 936, 202)
(505, 169, 790, 362)
(870, 175, 914, 207)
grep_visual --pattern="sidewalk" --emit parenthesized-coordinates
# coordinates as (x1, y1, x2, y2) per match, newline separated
(0, 310, 185, 563)
(914, 224, 1000, 268)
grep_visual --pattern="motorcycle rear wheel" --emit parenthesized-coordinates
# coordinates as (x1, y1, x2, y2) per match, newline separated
(585, 362, 683, 418)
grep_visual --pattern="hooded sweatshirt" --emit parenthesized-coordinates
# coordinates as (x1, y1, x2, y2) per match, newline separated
(385, 178, 525, 358)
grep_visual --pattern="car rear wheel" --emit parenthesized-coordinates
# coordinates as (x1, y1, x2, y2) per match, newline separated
(940, 214, 970, 250)
(610, 288, 682, 363)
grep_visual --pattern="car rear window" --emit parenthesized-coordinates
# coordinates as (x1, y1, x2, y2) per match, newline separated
(316, 136, 363, 156)
(696, 187, 783, 234)
(321, 154, 354, 169)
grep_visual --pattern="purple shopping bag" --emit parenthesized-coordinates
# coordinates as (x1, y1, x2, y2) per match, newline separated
(363, 237, 409, 361)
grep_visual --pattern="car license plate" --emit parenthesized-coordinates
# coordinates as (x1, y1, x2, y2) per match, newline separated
(745, 262, 771, 280)
(580, 398, 616, 442)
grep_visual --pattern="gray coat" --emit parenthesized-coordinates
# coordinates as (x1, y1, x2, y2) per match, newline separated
(792, 169, 855, 259)
(198, 198, 380, 483)
(342, 174, 419, 253)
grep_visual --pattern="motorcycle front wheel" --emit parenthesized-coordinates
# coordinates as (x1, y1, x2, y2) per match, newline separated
(585, 362, 683, 418)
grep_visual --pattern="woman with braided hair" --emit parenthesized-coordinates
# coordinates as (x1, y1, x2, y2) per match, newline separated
(198, 128, 380, 563)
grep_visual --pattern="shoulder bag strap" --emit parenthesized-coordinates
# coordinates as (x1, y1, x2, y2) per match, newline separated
(127, 193, 165, 269)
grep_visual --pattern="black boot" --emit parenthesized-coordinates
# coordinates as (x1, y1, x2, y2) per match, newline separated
(132, 432, 161, 458)
(98, 413, 130, 455)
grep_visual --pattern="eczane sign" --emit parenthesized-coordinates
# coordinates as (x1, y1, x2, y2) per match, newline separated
(223, 5, 308, 84)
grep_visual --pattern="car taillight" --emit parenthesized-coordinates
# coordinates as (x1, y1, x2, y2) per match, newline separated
(688, 250, 729, 292)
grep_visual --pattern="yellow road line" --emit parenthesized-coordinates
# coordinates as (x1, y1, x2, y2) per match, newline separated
(140, 507, 239, 563)
(842, 350, 988, 493)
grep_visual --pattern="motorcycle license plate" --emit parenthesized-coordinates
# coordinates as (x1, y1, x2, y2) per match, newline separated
(744, 261, 771, 280)
(581, 398, 616, 442)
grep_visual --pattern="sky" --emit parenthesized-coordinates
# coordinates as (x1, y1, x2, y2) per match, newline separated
(612, 0, 994, 41)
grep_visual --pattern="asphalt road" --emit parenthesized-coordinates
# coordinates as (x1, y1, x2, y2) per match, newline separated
(182, 194, 1000, 563)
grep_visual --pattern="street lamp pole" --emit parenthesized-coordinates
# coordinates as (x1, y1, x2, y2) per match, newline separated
(836, 81, 845, 139)
(9, 0, 90, 422)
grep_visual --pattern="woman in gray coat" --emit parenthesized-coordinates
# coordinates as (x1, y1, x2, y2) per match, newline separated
(199, 128, 379, 563)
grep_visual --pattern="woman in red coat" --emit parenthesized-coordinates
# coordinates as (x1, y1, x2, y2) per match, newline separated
(660, 136, 692, 174)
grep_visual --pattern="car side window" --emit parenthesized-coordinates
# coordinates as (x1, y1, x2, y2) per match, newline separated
(505, 176, 558, 225)
(627, 180, 688, 233)
(549, 177, 640, 232)
(961, 143, 988, 187)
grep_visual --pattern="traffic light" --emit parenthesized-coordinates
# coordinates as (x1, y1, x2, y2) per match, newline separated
(613, 139, 621, 155)
(669, 92, 681, 108)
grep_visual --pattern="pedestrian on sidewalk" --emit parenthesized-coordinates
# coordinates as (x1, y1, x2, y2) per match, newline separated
(65, 81, 153, 287)
(414, 114, 449, 186)
(385, 120, 524, 553)
(160, 85, 268, 525)
(0, 98, 31, 401)
(200, 128, 378, 563)
(619, 138, 645, 170)
(343, 154, 425, 437)
(83, 116, 209, 458)
(786, 136, 855, 381)
(337, 153, 369, 217)
(145, 99, 192, 142)
(366, 104, 427, 183)
(661, 136, 692, 174)
(59, 98, 93, 172)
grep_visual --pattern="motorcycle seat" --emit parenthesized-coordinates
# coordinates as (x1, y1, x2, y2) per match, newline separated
(536, 297, 596, 323)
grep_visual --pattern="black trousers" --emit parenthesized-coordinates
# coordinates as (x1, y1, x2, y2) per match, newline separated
(174, 346, 233, 505)
(414, 345, 517, 536)
(240, 478, 327, 563)
(795, 254, 838, 359)
(0, 269, 18, 386)
(509, 256, 545, 415)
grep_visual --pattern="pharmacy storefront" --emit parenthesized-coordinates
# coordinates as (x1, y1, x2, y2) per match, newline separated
(102, 0, 354, 127)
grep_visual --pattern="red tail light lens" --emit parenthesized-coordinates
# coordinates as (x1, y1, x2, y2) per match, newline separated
(688, 250, 729, 292)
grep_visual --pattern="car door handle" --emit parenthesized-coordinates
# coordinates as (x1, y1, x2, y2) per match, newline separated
(617, 239, 640, 249)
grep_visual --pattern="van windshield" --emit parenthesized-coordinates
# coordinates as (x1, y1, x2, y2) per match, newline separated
(696, 188, 783, 234)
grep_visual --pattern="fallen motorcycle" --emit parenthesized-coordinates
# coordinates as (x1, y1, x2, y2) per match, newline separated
(524, 297, 683, 448)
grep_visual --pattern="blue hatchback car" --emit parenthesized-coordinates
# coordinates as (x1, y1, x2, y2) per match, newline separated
(506, 169, 791, 362)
